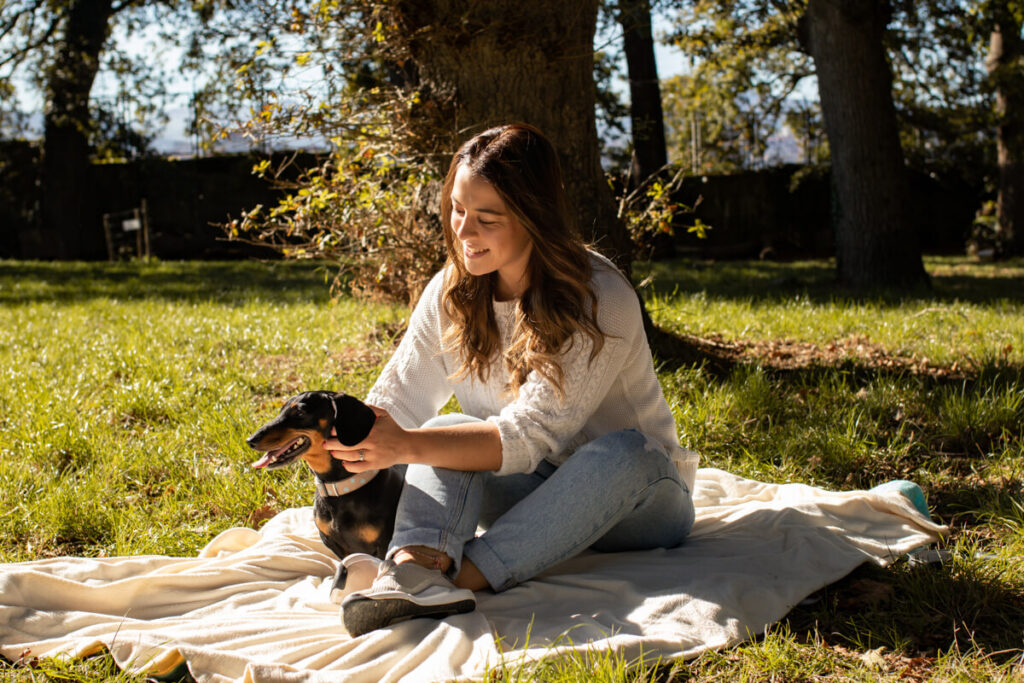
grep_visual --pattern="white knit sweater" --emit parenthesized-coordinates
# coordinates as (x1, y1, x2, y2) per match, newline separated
(365, 252, 698, 492)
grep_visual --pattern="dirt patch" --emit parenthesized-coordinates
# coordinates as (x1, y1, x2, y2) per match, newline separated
(327, 345, 387, 369)
(250, 344, 387, 401)
(679, 333, 970, 378)
(251, 354, 307, 397)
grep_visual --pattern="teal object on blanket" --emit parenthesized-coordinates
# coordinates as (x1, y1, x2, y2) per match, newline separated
(870, 479, 930, 519)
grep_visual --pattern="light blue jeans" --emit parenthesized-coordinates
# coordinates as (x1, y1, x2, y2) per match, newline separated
(387, 413, 695, 592)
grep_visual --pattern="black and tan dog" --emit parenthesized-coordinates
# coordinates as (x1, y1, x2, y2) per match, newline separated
(247, 391, 405, 561)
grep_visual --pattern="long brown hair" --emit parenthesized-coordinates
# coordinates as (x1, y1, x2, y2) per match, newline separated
(440, 123, 603, 398)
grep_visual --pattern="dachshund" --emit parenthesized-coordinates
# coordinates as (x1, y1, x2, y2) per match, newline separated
(247, 391, 405, 563)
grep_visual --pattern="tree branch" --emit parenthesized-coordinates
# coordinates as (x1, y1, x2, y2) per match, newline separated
(0, 0, 47, 39)
(0, 3, 60, 70)
(110, 0, 142, 14)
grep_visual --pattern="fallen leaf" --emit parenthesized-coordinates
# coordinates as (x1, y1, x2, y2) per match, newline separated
(860, 646, 887, 671)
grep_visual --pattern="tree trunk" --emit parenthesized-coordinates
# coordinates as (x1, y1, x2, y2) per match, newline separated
(387, 0, 633, 270)
(985, 1, 1024, 257)
(802, 0, 929, 289)
(33, 0, 114, 260)
(616, 0, 668, 189)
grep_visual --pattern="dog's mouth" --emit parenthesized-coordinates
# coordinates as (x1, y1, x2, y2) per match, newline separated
(251, 435, 311, 469)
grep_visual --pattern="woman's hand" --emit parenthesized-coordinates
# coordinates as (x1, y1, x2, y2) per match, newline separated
(324, 405, 409, 473)
(326, 405, 503, 473)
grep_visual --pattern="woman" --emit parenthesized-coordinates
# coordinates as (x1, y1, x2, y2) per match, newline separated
(326, 123, 697, 637)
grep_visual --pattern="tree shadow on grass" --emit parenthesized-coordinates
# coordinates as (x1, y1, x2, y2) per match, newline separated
(785, 558, 1024, 661)
(638, 257, 1024, 306)
(928, 476, 1024, 530)
(0, 260, 335, 306)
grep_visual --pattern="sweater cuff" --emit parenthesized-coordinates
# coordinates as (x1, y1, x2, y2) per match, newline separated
(487, 415, 537, 476)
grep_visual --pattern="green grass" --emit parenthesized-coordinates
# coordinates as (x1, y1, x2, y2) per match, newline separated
(1, 256, 1023, 681)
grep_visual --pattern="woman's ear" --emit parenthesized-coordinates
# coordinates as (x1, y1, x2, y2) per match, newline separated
(332, 394, 377, 445)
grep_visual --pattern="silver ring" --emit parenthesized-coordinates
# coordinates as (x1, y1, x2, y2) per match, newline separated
(358, 450, 366, 462)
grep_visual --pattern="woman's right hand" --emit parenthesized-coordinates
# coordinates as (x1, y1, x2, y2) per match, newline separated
(324, 405, 409, 473)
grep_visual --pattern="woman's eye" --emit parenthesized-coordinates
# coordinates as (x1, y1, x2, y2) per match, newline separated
(478, 219, 495, 226)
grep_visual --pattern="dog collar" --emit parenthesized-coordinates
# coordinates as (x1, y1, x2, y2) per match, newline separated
(315, 470, 380, 497)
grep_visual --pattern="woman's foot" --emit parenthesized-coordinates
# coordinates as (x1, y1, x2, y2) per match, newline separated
(340, 560, 476, 637)
(393, 545, 452, 571)
(392, 545, 490, 591)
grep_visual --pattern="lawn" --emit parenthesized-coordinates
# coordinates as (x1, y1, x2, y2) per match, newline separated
(0, 256, 1022, 681)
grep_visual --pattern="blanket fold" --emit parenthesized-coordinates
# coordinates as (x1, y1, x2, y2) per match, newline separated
(0, 468, 945, 683)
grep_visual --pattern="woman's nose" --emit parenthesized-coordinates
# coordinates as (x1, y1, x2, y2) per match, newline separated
(455, 217, 477, 240)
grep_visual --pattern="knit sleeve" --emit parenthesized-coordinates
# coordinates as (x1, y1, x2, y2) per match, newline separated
(487, 268, 642, 475)
(364, 270, 453, 429)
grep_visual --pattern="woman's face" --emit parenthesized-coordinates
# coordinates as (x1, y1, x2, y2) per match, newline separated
(450, 165, 533, 301)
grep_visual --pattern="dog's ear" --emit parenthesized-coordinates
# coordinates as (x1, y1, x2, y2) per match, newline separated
(332, 394, 377, 446)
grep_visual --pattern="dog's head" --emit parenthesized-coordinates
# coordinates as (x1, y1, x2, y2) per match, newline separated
(247, 391, 376, 472)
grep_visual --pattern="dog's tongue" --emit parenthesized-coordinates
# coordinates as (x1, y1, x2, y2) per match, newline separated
(252, 439, 297, 468)
(251, 452, 276, 468)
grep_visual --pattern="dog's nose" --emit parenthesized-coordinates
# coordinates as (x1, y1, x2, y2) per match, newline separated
(246, 433, 261, 449)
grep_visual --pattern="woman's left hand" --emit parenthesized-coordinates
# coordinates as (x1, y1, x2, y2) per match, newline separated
(324, 405, 409, 472)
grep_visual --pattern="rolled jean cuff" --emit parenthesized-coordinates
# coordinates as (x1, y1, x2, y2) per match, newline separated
(463, 535, 516, 592)
(387, 529, 464, 578)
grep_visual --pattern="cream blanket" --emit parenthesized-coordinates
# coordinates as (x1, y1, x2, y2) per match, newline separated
(0, 468, 945, 682)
